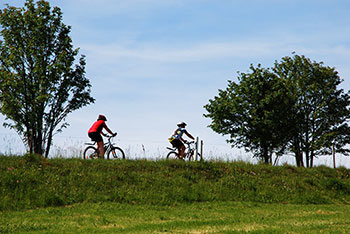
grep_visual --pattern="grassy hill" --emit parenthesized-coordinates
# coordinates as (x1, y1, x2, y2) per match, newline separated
(1, 154, 350, 211)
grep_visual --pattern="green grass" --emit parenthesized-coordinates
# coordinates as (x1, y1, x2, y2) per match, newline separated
(2, 155, 350, 211)
(2, 155, 350, 233)
(1, 201, 350, 233)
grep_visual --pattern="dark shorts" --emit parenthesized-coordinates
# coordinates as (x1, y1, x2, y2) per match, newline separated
(171, 139, 184, 148)
(88, 132, 103, 142)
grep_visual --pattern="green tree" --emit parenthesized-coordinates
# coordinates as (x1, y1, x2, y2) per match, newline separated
(273, 54, 350, 167)
(0, 0, 95, 157)
(204, 65, 294, 164)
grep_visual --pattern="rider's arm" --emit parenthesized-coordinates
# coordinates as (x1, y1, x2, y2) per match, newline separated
(185, 131, 195, 140)
(103, 124, 114, 135)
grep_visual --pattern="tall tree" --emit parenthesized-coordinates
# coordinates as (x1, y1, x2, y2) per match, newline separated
(204, 65, 294, 163)
(0, 0, 95, 157)
(273, 54, 350, 167)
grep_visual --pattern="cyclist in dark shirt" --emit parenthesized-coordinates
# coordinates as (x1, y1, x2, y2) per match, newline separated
(169, 122, 194, 158)
(88, 115, 115, 157)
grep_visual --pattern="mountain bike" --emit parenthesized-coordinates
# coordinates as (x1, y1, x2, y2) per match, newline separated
(166, 141, 202, 161)
(83, 134, 125, 160)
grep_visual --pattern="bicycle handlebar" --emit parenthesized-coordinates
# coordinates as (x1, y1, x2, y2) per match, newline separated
(105, 132, 117, 138)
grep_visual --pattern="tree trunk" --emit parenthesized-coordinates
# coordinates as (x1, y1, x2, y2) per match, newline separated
(295, 153, 299, 166)
(33, 134, 43, 155)
(262, 145, 269, 164)
(44, 130, 53, 159)
(293, 137, 304, 167)
(305, 150, 310, 168)
(26, 127, 34, 154)
(33, 118, 43, 155)
(295, 149, 304, 167)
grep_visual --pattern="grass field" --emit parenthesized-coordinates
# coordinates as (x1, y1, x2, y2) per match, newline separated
(1, 201, 350, 233)
(2, 155, 350, 233)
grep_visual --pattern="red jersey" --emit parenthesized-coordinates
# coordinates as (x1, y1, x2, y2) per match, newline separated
(88, 120, 105, 134)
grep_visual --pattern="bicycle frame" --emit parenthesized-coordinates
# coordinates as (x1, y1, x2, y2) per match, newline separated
(167, 141, 195, 159)
(103, 136, 115, 154)
(85, 136, 115, 155)
(83, 133, 126, 160)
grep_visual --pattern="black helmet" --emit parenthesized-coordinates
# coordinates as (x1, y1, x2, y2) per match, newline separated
(98, 114, 107, 121)
(177, 122, 187, 127)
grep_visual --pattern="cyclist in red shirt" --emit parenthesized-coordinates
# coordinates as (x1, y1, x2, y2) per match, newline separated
(88, 115, 116, 158)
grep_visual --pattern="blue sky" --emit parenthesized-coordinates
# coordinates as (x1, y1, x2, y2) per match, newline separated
(1, 0, 350, 162)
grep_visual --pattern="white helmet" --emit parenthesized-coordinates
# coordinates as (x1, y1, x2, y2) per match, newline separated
(177, 122, 187, 127)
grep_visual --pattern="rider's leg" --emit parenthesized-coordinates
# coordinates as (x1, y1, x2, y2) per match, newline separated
(179, 145, 185, 158)
(97, 141, 104, 158)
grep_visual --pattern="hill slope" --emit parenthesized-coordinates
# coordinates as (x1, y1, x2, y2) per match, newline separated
(1, 155, 350, 211)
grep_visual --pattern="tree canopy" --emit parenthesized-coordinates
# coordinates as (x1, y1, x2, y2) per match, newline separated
(204, 54, 350, 166)
(0, 0, 95, 157)
(274, 54, 350, 167)
(204, 64, 294, 163)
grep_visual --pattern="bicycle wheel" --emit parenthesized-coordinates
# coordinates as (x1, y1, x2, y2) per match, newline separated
(166, 151, 179, 160)
(107, 147, 125, 160)
(83, 146, 98, 159)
